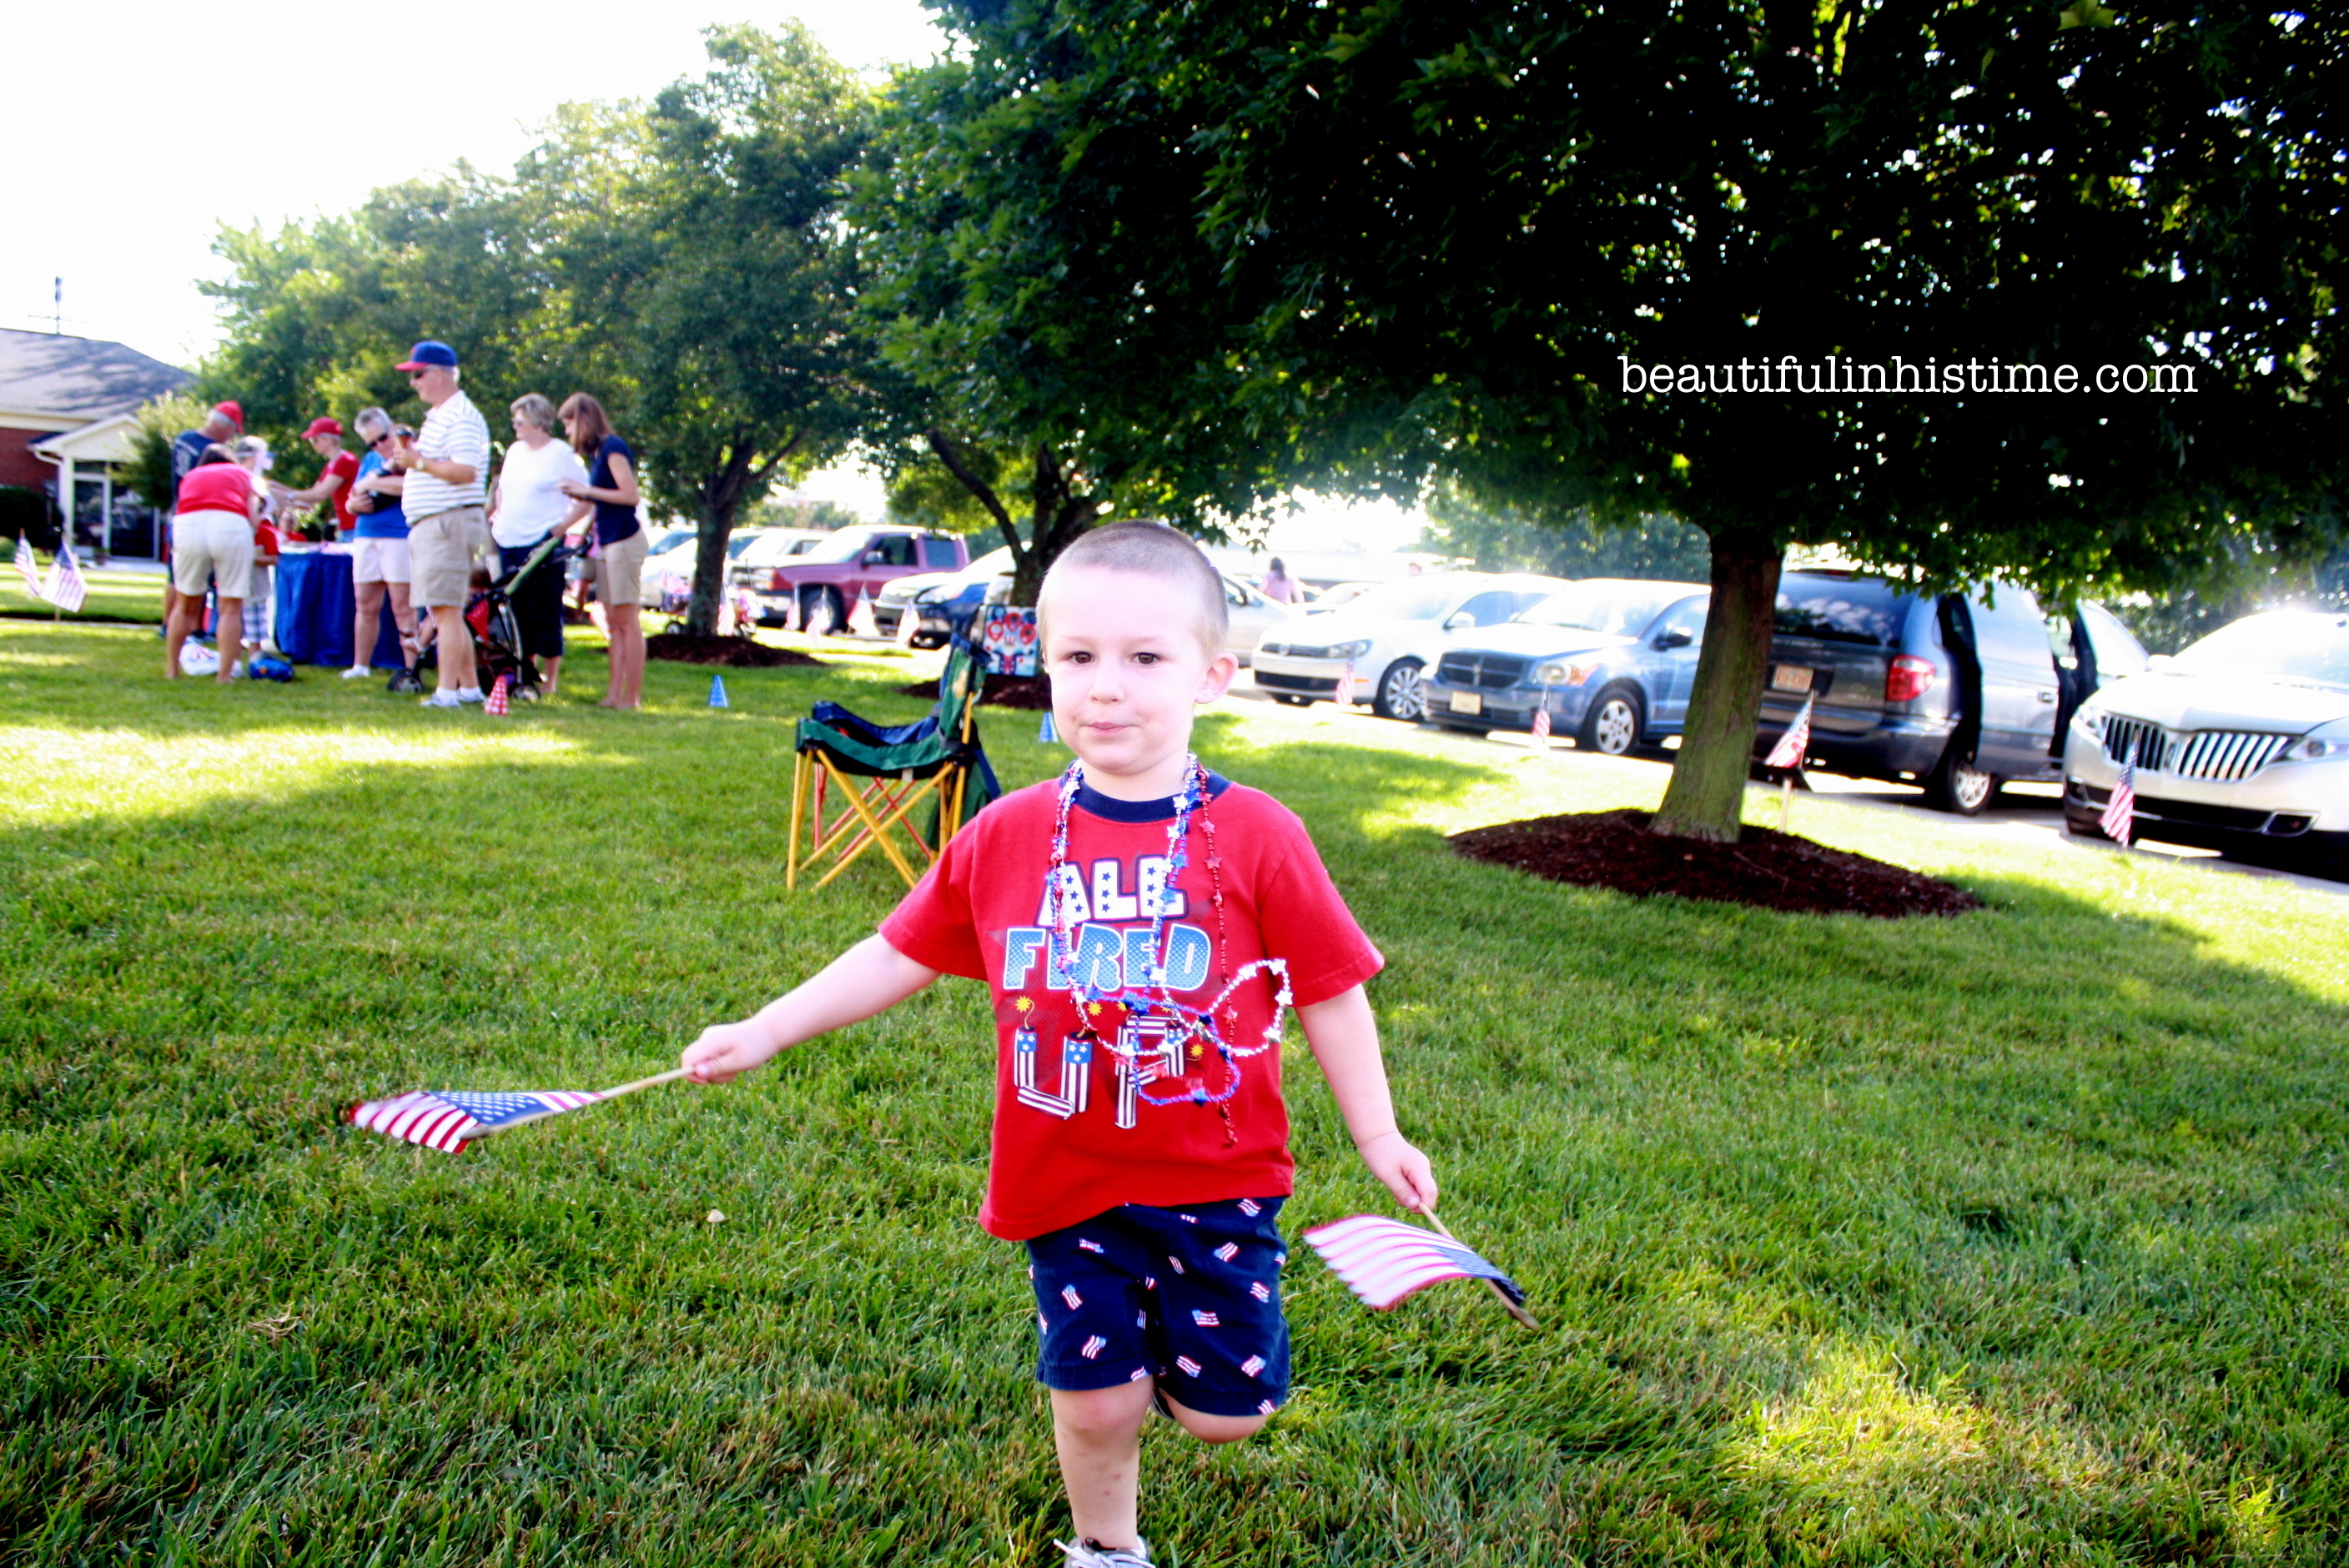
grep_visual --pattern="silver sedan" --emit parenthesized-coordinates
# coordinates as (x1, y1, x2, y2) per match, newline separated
(2061, 609, 2349, 872)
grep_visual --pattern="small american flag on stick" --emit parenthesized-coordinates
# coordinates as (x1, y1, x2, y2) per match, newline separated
(14, 535, 41, 597)
(348, 1068, 687, 1152)
(40, 541, 87, 614)
(1764, 695, 1813, 771)
(1529, 692, 1552, 744)
(2100, 761, 2136, 846)
(1305, 1212, 1537, 1328)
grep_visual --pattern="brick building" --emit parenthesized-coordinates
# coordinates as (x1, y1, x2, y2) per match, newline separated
(0, 328, 191, 557)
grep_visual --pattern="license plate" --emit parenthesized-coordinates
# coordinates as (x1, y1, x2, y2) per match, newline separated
(1770, 665, 1814, 693)
(1448, 690, 1483, 716)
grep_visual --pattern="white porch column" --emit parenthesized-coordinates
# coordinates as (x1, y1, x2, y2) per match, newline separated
(54, 455, 74, 548)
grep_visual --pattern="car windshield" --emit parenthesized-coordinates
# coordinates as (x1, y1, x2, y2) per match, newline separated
(1323, 578, 1469, 622)
(2171, 614, 2349, 691)
(798, 530, 879, 564)
(1518, 582, 1683, 637)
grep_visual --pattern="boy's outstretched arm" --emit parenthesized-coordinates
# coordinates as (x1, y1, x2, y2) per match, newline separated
(682, 933, 940, 1084)
(1296, 984, 1438, 1214)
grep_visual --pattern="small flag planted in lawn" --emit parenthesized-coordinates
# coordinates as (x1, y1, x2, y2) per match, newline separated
(14, 535, 40, 596)
(349, 1088, 604, 1153)
(1039, 708, 1057, 744)
(709, 674, 729, 708)
(483, 673, 511, 715)
(1304, 1214, 1527, 1313)
(1530, 691, 1552, 745)
(347, 1068, 687, 1153)
(1765, 695, 1813, 771)
(40, 541, 87, 614)
(2100, 761, 2136, 845)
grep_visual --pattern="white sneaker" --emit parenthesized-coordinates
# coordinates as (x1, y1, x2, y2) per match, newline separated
(1057, 1539, 1152, 1567)
(342, 665, 372, 680)
(419, 689, 465, 709)
(229, 661, 245, 680)
(456, 686, 485, 705)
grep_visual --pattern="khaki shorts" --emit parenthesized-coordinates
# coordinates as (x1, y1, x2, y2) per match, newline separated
(594, 528, 650, 609)
(170, 510, 256, 600)
(353, 535, 412, 585)
(408, 506, 486, 610)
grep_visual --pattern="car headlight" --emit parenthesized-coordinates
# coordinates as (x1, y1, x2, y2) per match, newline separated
(1535, 661, 1597, 686)
(2279, 725, 2347, 761)
(1259, 641, 1287, 657)
(1329, 639, 1372, 660)
(2071, 707, 2110, 741)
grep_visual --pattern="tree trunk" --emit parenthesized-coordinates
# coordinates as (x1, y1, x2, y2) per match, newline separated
(683, 441, 761, 636)
(682, 497, 738, 636)
(1650, 530, 1783, 842)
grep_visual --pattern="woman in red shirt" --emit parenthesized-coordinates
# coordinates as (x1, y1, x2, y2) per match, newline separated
(166, 446, 261, 683)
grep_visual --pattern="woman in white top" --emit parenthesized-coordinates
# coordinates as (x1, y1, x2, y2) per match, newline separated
(488, 394, 591, 694)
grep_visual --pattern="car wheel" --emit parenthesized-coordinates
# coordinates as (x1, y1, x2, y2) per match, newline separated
(1577, 686, 1643, 756)
(1272, 694, 1314, 707)
(1372, 659, 1426, 722)
(1924, 746, 2000, 815)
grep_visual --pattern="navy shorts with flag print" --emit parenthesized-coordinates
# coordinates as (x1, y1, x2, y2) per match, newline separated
(1025, 1197, 1290, 1418)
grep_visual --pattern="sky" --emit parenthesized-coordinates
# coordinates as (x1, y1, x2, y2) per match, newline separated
(4, 1, 1425, 550)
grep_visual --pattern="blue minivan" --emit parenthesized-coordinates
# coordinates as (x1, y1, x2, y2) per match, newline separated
(1756, 571, 2150, 812)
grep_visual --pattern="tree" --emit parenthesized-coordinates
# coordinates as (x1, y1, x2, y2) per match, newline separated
(1419, 481, 1712, 584)
(200, 25, 870, 635)
(919, 0, 2346, 837)
(552, 25, 872, 632)
(848, 38, 1391, 602)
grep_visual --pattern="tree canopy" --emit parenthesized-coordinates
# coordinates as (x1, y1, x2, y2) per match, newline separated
(913, 0, 2345, 834)
(202, 24, 870, 634)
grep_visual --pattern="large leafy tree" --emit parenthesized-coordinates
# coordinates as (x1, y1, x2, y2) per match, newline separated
(919, 0, 2345, 837)
(849, 36, 1403, 601)
(202, 25, 869, 635)
(552, 26, 871, 631)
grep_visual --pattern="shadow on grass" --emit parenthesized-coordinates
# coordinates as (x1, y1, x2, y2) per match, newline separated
(7, 622, 2349, 1564)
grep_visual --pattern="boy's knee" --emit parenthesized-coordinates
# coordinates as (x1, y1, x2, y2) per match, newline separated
(1164, 1400, 1270, 1445)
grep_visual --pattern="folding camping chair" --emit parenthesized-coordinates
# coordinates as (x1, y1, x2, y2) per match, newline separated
(788, 624, 1001, 890)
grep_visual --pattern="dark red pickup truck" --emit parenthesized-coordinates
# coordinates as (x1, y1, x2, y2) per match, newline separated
(749, 525, 968, 633)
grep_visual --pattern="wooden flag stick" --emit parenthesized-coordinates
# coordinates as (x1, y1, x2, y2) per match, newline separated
(1417, 1207, 1542, 1330)
(464, 1068, 692, 1140)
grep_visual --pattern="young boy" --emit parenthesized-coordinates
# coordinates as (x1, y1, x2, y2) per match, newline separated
(682, 521, 1436, 1565)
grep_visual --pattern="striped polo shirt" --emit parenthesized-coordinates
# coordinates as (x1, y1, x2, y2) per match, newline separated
(403, 388, 491, 519)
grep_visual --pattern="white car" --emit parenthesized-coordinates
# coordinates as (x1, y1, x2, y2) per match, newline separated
(732, 529, 827, 622)
(2062, 608, 2349, 872)
(1250, 572, 1570, 720)
(899, 555, 1295, 662)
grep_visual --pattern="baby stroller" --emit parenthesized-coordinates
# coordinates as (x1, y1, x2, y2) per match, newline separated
(460, 534, 571, 702)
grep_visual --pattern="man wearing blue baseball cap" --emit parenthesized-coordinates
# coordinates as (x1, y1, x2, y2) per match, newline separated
(390, 340, 493, 708)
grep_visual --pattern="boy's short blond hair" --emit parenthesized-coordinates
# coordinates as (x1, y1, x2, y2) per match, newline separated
(1039, 520, 1229, 656)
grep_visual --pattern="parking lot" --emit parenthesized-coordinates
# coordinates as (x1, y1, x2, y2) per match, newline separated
(1222, 669, 2349, 896)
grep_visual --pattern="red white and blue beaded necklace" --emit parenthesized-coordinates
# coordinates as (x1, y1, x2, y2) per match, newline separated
(1044, 754, 1292, 1136)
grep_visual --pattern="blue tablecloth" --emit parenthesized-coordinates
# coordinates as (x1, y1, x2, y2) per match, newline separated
(274, 550, 406, 669)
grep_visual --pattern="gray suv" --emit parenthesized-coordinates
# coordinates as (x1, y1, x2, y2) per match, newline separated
(1755, 572, 2148, 813)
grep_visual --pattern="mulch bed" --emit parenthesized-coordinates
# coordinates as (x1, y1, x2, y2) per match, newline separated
(896, 674, 1054, 710)
(646, 632, 823, 668)
(1449, 808, 1983, 918)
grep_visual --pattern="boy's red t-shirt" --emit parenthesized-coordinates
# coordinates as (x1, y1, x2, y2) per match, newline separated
(881, 773, 1383, 1240)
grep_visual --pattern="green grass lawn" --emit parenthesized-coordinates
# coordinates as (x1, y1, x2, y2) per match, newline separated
(4, 620, 2345, 1566)
(1, 565, 172, 626)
